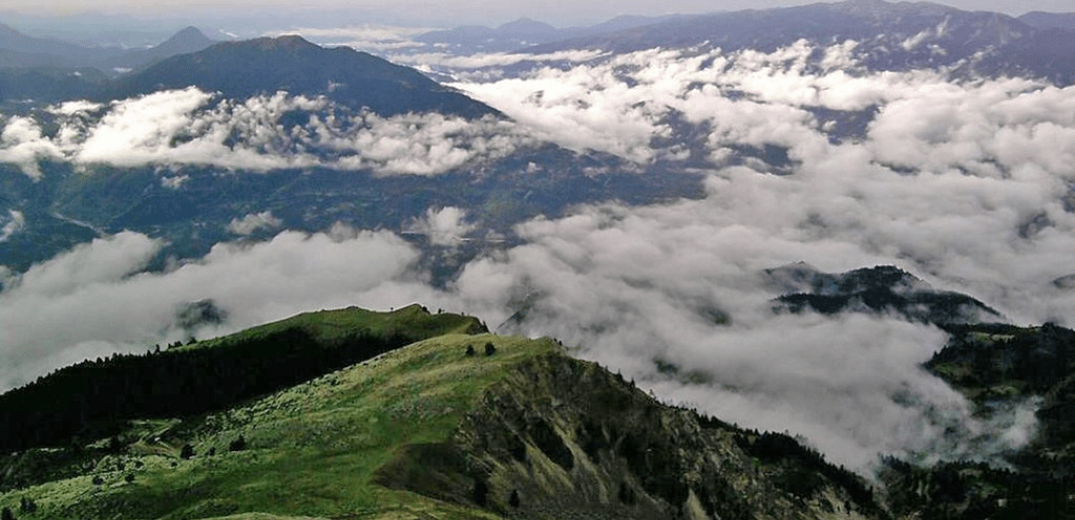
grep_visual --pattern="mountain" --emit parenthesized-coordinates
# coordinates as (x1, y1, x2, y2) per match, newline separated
(0, 22, 122, 68)
(0, 24, 217, 83)
(1018, 11, 1075, 30)
(0, 304, 888, 519)
(765, 264, 1004, 326)
(416, 15, 678, 53)
(2, 302, 1073, 518)
(879, 321, 1075, 519)
(0, 304, 486, 455)
(97, 26, 216, 73)
(104, 35, 497, 117)
(495, 17, 558, 39)
(525, 0, 1075, 84)
(0, 66, 106, 102)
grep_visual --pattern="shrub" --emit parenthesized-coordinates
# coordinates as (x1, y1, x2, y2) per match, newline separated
(484, 342, 496, 356)
(180, 444, 195, 460)
(229, 435, 247, 452)
(472, 479, 489, 506)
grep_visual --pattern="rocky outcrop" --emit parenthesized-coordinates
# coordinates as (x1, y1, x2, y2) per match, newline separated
(377, 352, 887, 520)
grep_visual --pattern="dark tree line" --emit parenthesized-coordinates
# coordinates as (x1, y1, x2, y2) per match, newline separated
(931, 322, 1075, 395)
(735, 431, 877, 513)
(0, 327, 421, 454)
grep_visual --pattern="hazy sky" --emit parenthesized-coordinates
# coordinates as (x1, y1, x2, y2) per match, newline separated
(2, 0, 1072, 27)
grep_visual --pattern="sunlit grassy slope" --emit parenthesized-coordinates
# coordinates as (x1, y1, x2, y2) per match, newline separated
(1, 328, 558, 520)
(177, 303, 488, 352)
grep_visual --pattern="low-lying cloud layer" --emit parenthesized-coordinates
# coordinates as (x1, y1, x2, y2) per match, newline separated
(3, 40, 1075, 475)
(0, 88, 529, 177)
(0, 228, 429, 392)
(445, 42, 1075, 322)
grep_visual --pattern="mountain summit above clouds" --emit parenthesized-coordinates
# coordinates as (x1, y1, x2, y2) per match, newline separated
(105, 35, 497, 117)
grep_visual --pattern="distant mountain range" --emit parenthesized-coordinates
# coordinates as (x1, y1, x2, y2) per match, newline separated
(0, 24, 214, 73)
(523, 0, 1075, 84)
(415, 15, 681, 53)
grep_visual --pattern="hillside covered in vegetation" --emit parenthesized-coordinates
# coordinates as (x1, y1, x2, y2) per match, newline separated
(0, 305, 888, 520)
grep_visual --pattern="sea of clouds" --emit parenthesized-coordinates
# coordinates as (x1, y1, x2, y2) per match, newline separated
(0, 88, 528, 178)
(3, 40, 1075, 473)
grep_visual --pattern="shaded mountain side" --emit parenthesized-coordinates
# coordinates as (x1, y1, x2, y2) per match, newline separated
(104, 35, 497, 118)
(0, 304, 486, 458)
(0, 67, 106, 102)
(9, 146, 702, 279)
(927, 322, 1075, 469)
(0, 23, 122, 68)
(871, 322, 1075, 520)
(767, 264, 1003, 325)
(1019, 11, 1075, 30)
(377, 353, 886, 520)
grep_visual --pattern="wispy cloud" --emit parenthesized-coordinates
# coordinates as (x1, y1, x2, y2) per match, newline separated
(0, 211, 25, 242)
(228, 211, 283, 235)
(266, 24, 437, 52)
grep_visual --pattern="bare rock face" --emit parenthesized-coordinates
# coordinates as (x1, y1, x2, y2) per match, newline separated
(377, 352, 886, 520)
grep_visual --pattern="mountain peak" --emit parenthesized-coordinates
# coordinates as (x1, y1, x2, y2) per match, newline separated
(233, 34, 320, 52)
(496, 17, 557, 35)
(168, 26, 211, 43)
(107, 34, 497, 118)
(154, 26, 213, 52)
(829, 0, 959, 17)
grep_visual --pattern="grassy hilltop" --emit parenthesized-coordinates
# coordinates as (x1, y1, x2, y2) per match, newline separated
(0, 305, 885, 520)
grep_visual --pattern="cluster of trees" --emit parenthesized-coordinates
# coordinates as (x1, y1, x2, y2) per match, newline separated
(883, 458, 1075, 520)
(1, 498, 37, 520)
(464, 342, 497, 356)
(735, 431, 876, 512)
(931, 322, 1075, 394)
(0, 327, 421, 454)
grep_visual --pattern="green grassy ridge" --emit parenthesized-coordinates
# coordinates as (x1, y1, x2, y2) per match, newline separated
(0, 305, 487, 457)
(176, 304, 487, 353)
(0, 333, 558, 520)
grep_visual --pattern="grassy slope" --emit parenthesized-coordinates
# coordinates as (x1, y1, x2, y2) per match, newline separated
(1, 332, 559, 520)
(177, 303, 487, 352)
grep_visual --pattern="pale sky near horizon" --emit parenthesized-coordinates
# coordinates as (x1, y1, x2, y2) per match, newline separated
(2, 0, 1073, 27)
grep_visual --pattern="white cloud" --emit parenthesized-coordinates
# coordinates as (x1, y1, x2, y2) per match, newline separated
(267, 24, 435, 52)
(389, 49, 607, 70)
(0, 228, 430, 393)
(0, 117, 64, 179)
(404, 206, 476, 246)
(161, 174, 190, 189)
(0, 211, 25, 242)
(0, 88, 533, 177)
(46, 100, 104, 116)
(5, 39, 1075, 478)
(228, 211, 283, 235)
